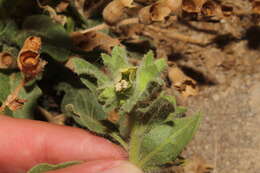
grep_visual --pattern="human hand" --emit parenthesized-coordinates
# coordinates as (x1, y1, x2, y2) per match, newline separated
(0, 116, 142, 173)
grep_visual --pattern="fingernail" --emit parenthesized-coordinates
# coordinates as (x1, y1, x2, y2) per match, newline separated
(100, 161, 143, 173)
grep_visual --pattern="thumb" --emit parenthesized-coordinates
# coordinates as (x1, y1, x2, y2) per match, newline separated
(47, 160, 143, 173)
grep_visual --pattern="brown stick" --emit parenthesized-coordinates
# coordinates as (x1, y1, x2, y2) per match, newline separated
(147, 25, 208, 45)
(72, 17, 140, 35)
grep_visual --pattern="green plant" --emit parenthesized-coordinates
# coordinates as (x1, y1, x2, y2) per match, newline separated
(58, 46, 201, 172)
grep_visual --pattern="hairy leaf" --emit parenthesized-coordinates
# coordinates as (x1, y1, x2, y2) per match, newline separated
(0, 72, 41, 119)
(121, 51, 167, 113)
(138, 114, 201, 170)
(66, 58, 109, 85)
(80, 78, 98, 95)
(27, 161, 82, 173)
(101, 46, 130, 79)
(9, 73, 42, 119)
(0, 72, 10, 104)
(0, 20, 19, 46)
(61, 88, 107, 134)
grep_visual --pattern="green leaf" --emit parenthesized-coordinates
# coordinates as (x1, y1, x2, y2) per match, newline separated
(98, 85, 118, 112)
(135, 95, 174, 131)
(101, 46, 130, 78)
(9, 73, 42, 119)
(19, 15, 72, 62)
(0, 72, 41, 119)
(160, 95, 187, 123)
(61, 88, 107, 134)
(27, 161, 82, 173)
(0, 20, 19, 45)
(0, 72, 10, 104)
(66, 58, 109, 85)
(66, 17, 75, 33)
(121, 51, 167, 113)
(137, 114, 201, 170)
(80, 78, 97, 95)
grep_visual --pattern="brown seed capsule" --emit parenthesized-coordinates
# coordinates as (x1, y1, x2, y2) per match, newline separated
(0, 52, 16, 69)
(201, 0, 223, 19)
(250, 0, 260, 14)
(103, 0, 135, 25)
(17, 36, 46, 79)
(182, 0, 207, 13)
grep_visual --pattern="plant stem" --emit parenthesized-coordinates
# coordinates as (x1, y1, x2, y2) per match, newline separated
(129, 121, 145, 166)
(109, 132, 128, 151)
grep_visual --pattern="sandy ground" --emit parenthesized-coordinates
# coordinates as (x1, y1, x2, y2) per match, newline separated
(181, 40, 260, 173)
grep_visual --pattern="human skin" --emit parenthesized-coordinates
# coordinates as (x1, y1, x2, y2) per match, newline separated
(0, 115, 142, 173)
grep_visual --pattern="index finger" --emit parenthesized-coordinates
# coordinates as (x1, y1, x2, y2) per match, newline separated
(0, 116, 126, 173)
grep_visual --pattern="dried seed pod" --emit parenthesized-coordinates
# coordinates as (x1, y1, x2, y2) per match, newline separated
(18, 36, 47, 80)
(150, 3, 172, 21)
(201, 0, 223, 19)
(250, 0, 260, 14)
(182, 0, 207, 13)
(139, 0, 182, 24)
(103, 0, 134, 25)
(138, 5, 153, 24)
(0, 52, 17, 69)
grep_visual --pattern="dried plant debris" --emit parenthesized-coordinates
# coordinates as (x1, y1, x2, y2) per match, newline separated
(138, 0, 182, 24)
(201, 0, 223, 19)
(38, 106, 66, 125)
(182, 0, 207, 13)
(71, 31, 120, 53)
(167, 156, 213, 173)
(74, 0, 86, 17)
(168, 65, 198, 98)
(0, 79, 26, 113)
(103, 0, 135, 25)
(182, 156, 213, 173)
(250, 0, 260, 14)
(0, 72, 42, 117)
(4, 97, 27, 111)
(55, 1, 69, 13)
(17, 36, 47, 80)
(37, 0, 67, 25)
(1, 36, 46, 113)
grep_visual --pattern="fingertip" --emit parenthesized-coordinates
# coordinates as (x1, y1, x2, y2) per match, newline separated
(0, 116, 127, 172)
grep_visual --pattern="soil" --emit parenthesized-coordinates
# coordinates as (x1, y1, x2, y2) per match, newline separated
(165, 1, 260, 172)
(183, 58, 260, 173)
